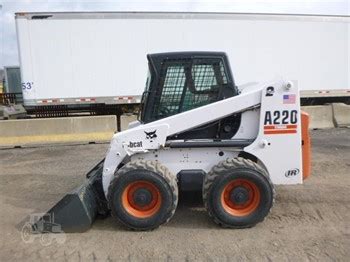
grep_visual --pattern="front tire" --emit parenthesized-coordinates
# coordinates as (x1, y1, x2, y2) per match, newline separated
(203, 157, 274, 228)
(108, 160, 178, 230)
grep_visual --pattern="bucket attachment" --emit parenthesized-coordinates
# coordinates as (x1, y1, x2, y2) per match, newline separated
(32, 159, 109, 233)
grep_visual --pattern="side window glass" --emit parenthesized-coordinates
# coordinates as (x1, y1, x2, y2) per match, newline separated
(150, 58, 231, 121)
(192, 64, 217, 91)
(144, 69, 152, 91)
(182, 63, 220, 110)
(158, 65, 186, 116)
(220, 61, 228, 84)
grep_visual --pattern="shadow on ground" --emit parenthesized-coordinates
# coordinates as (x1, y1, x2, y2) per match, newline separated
(92, 191, 213, 231)
(16, 190, 213, 233)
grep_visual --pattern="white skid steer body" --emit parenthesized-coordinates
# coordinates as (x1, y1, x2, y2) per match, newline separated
(102, 78, 303, 197)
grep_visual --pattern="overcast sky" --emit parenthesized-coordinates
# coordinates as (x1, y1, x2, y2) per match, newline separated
(0, 0, 349, 68)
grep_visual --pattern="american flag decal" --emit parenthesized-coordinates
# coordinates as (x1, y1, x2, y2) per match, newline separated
(283, 94, 296, 104)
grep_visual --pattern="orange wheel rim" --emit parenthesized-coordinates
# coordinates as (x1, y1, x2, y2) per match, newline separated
(122, 181, 162, 218)
(221, 179, 260, 217)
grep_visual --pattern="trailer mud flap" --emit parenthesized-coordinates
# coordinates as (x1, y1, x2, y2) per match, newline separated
(32, 159, 109, 233)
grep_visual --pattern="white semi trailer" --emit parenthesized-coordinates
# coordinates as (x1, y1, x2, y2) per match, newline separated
(15, 12, 349, 115)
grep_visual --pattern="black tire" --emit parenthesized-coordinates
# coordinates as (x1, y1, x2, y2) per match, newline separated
(107, 160, 178, 230)
(203, 157, 275, 228)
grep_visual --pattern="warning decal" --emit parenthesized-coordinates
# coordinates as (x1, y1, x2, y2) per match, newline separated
(264, 124, 297, 135)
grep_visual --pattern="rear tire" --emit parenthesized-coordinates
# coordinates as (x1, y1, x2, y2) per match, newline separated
(203, 157, 274, 228)
(107, 160, 178, 230)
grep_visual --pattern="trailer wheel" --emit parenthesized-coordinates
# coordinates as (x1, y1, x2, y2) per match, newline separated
(203, 157, 274, 228)
(108, 160, 178, 230)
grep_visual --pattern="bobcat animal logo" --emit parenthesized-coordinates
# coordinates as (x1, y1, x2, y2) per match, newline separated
(144, 130, 157, 142)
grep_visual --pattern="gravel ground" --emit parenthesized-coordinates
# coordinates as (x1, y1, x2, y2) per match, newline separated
(0, 129, 349, 261)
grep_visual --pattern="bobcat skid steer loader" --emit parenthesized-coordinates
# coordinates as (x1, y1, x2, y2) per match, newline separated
(33, 52, 311, 232)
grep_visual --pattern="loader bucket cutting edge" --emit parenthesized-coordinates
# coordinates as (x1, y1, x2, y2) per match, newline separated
(32, 159, 108, 233)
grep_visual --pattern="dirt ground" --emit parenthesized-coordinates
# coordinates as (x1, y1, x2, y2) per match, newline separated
(0, 129, 349, 261)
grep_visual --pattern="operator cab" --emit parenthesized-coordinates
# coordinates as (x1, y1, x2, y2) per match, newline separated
(140, 52, 241, 139)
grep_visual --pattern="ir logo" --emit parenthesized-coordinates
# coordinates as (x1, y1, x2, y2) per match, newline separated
(285, 168, 300, 177)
